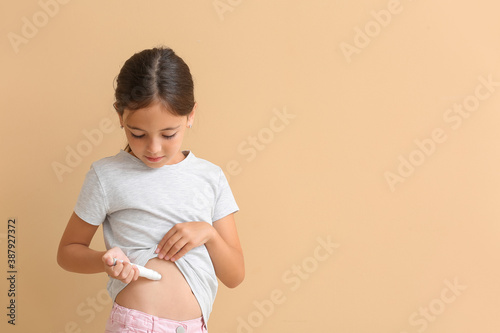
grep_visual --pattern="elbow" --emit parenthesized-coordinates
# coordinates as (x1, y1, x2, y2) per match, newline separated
(56, 249, 64, 269)
(227, 278, 244, 289)
(56, 245, 69, 271)
(224, 269, 245, 289)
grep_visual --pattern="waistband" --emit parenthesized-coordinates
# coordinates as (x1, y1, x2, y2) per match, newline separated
(108, 302, 206, 332)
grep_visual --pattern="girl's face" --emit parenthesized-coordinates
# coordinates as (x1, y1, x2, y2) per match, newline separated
(119, 101, 195, 168)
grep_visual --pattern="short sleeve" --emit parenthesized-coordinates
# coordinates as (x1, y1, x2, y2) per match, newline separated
(74, 166, 108, 226)
(212, 168, 239, 222)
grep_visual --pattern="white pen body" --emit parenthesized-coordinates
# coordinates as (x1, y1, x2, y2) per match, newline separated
(112, 258, 162, 281)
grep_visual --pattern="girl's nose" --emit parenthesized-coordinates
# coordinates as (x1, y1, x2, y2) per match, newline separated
(146, 138, 161, 154)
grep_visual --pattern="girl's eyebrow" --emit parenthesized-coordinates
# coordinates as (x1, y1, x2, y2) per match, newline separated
(126, 125, 181, 131)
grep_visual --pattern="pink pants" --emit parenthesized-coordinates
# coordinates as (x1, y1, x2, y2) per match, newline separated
(105, 303, 207, 333)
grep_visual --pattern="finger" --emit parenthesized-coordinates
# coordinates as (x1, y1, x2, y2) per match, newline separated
(132, 266, 140, 281)
(118, 262, 133, 281)
(164, 238, 190, 261)
(170, 244, 192, 262)
(123, 265, 137, 284)
(158, 232, 183, 260)
(102, 254, 114, 267)
(114, 261, 132, 280)
(156, 228, 177, 254)
(109, 261, 124, 278)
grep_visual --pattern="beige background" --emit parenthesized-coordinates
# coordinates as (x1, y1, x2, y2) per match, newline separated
(2, 0, 500, 332)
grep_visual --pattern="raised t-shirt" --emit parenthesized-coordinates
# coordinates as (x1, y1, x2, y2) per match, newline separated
(74, 149, 239, 324)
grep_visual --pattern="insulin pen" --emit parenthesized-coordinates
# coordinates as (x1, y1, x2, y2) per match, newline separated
(112, 258, 162, 281)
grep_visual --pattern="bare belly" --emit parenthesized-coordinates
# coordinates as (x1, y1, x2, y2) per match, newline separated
(115, 258, 202, 321)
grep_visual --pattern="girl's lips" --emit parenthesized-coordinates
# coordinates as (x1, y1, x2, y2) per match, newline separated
(146, 156, 164, 162)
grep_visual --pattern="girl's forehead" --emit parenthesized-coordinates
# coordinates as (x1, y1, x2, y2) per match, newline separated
(124, 104, 183, 124)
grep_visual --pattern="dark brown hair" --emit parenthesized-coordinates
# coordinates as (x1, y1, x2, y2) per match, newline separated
(113, 46, 195, 152)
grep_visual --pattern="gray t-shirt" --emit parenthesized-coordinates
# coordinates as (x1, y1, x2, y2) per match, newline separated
(74, 149, 239, 324)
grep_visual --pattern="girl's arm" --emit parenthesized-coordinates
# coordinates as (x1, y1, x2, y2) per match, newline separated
(57, 212, 139, 283)
(206, 213, 245, 288)
(57, 212, 105, 273)
(156, 213, 245, 288)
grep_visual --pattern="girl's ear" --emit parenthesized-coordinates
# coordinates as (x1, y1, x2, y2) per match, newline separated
(187, 103, 197, 126)
(117, 112, 124, 128)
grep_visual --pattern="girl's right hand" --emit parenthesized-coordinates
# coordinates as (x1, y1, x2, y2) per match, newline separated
(102, 247, 140, 284)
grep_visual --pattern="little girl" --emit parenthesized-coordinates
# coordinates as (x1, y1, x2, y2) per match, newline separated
(57, 46, 244, 333)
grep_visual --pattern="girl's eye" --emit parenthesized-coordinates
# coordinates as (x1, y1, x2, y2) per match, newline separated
(130, 133, 176, 139)
(163, 133, 176, 140)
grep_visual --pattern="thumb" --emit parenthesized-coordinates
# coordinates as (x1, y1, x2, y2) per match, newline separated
(102, 254, 114, 266)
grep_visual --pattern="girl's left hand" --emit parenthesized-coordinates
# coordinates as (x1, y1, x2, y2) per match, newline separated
(155, 222, 215, 262)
